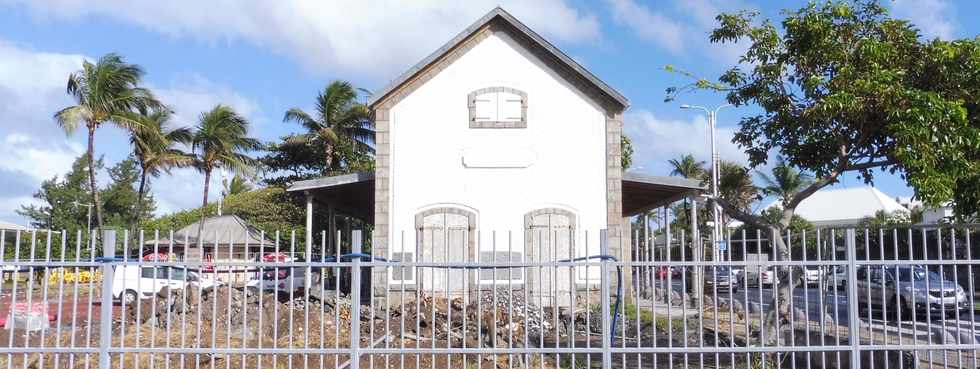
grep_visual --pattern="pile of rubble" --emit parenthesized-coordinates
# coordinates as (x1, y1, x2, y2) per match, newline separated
(380, 288, 562, 349)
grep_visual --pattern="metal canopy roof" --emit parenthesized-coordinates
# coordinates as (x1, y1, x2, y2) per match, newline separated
(287, 171, 703, 221)
(622, 172, 705, 217)
(287, 172, 375, 221)
(367, 7, 629, 109)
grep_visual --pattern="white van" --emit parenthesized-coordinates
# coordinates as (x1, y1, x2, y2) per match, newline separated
(112, 265, 219, 304)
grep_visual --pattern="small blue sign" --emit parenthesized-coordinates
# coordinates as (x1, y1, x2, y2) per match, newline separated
(717, 241, 728, 251)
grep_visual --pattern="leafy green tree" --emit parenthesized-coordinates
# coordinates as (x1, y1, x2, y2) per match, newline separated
(126, 109, 193, 231)
(281, 81, 374, 172)
(191, 105, 260, 240)
(142, 187, 302, 234)
(54, 53, 160, 238)
(18, 154, 102, 232)
(858, 209, 915, 228)
(670, 0, 980, 341)
(621, 135, 634, 169)
(102, 156, 156, 227)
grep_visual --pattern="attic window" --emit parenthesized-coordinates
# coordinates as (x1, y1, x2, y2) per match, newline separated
(468, 87, 527, 128)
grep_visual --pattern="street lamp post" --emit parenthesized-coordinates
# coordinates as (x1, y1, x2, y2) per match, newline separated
(680, 103, 732, 261)
(72, 200, 93, 235)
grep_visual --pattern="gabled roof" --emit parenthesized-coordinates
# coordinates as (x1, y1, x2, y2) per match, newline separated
(149, 215, 271, 246)
(367, 7, 629, 109)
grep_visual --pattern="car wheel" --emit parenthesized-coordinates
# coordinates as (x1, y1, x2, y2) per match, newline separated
(123, 290, 138, 305)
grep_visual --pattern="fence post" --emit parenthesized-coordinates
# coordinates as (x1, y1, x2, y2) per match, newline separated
(99, 230, 116, 369)
(599, 229, 612, 369)
(845, 228, 861, 367)
(351, 230, 362, 369)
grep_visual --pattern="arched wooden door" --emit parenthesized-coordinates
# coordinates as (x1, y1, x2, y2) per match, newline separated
(525, 209, 575, 307)
(416, 208, 475, 295)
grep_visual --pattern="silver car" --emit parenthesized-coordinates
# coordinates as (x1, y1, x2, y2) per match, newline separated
(855, 265, 968, 319)
(703, 266, 741, 293)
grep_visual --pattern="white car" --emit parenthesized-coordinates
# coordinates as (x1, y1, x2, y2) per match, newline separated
(246, 267, 319, 295)
(824, 265, 848, 290)
(246, 252, 322, 295)
(747, 267, 779, 287)
(112, 265, 218, 305)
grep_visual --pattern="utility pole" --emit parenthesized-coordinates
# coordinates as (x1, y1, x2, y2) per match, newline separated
(680, 103, 733, 261)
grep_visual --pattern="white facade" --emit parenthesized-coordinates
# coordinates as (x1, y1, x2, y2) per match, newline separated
(385, 31, 608, 285)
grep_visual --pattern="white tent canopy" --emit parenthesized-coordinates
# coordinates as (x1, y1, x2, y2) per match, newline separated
(733, 186, 908, 227)
(0, 220, 30, 232)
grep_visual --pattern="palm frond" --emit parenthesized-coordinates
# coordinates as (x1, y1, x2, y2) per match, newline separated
(283, 108, 321, 132)
(53, 105, 91, 134)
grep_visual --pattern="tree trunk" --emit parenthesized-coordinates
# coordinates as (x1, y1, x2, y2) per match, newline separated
(196, 169, 211, 245)
(130, 169, 148, 245)
(761, 210, 797, 345)
(325, 143, 334, 172)
(86, 126, 105, 244)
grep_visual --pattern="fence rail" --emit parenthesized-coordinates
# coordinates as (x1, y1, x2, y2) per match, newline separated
(0, 225, 978, 368)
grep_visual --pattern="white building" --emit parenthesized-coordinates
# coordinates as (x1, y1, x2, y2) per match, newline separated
(288, 8, 703, 304)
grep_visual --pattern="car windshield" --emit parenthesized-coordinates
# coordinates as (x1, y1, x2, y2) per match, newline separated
(170, 267, 186, 280)
(893, 267, 942, 282)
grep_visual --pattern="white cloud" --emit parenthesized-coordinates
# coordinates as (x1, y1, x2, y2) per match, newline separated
(0, 39, 89, 223)
(0, 135, 83, 183)
(605, 0, 686, 54)
(10, 0, 600, 78)
(0, 38, 263, 223)
(147, 167, 220, 216)
(624, 109, 747, 174)
(605, 0, 749, 65)
(892, 0, 956, 40)
(153, 76, 263, 128)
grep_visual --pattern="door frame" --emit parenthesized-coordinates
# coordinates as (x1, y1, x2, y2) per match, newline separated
(414, 206, 477, 294)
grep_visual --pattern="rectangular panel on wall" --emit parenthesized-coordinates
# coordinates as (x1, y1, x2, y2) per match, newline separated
(391, 252, 414, 282)
(478, 251, 523, 282)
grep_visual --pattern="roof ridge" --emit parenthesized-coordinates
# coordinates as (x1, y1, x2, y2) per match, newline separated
(367, 7, 628, 109)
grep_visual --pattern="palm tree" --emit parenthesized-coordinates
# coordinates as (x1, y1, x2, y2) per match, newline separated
(127, 109, 193, 230)
(282, 80, 374, 172)
(667, 154, 707, 180)
(712, 161, 757, 210)
(713, 161, 759, 226)
(757, 156, 814, 207)
(668, 154, 707, 234)
(191, 105, 260, 240)
(54, 52, 160, 237)
(226, 174, 253, 196)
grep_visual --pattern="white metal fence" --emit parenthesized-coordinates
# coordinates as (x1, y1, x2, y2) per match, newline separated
(1, 225, 979, 368)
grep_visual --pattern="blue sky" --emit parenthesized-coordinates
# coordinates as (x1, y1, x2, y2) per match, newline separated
(0, 0, 974, 224)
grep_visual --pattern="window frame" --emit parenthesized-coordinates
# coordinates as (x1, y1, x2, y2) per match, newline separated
(467, 87, 528, 129)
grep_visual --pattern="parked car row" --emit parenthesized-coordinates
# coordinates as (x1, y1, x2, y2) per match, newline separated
(111, 252, 323, 304)
(855, 265, 968, 320)
(112, 265, 218, 305)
